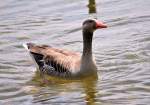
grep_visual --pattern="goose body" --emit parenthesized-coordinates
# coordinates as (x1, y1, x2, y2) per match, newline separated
(23, 19, 107, 79)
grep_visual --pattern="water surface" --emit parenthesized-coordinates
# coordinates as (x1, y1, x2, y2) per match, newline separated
(0, 0, 150, 105)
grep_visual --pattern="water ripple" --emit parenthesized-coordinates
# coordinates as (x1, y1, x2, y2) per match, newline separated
(0, 0, 150, 105)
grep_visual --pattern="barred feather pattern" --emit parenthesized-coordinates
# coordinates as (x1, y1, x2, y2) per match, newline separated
(39, 59, 72, 78)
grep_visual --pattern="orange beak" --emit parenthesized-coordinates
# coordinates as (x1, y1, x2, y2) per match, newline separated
(95, 20, 107, 29)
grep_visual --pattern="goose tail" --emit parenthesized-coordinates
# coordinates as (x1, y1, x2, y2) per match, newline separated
(23, 43, 36, 51)
(23, 43, 44, 68)
(23, 43, 29, 51)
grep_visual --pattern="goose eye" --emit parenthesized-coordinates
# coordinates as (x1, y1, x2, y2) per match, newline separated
(88, 20, 93, 23)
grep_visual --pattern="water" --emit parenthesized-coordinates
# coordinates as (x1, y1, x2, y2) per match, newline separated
(0, 0, 150, 105)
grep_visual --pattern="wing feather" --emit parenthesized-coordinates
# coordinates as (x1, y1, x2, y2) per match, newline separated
(28, 43, 81, 76)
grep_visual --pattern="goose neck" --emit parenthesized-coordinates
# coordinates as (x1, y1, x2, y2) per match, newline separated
(82, 30, 93, 57)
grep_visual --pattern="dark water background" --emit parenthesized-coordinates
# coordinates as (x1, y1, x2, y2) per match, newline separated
(0, 0, 150, 105)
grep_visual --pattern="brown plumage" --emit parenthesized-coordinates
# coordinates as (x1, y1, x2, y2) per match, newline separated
(23, 19, 107, 79)
(28, 43, 81, 74)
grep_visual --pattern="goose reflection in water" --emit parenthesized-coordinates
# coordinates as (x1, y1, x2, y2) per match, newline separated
(24, 71, 98, 105)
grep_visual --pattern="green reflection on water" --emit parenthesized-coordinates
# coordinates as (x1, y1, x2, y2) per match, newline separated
(88, 0, 97, 14)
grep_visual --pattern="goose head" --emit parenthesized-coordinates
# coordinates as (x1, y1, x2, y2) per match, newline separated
(82, 19, 107, 33)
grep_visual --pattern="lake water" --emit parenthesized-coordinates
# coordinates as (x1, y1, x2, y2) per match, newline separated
(0, 0, 150, 105)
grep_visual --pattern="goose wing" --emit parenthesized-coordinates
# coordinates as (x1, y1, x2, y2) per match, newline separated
(25, 43, 81, 77)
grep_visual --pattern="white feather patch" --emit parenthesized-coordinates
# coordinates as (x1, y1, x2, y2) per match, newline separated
(22, 43, 29, 51)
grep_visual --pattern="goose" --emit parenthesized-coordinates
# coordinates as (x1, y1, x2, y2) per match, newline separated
(23, 19, 107, 79)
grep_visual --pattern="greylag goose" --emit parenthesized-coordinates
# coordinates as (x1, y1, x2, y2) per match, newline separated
(23, 19, 107, 79)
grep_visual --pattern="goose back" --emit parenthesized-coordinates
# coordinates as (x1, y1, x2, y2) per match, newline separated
(26, 43, 81, 78)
